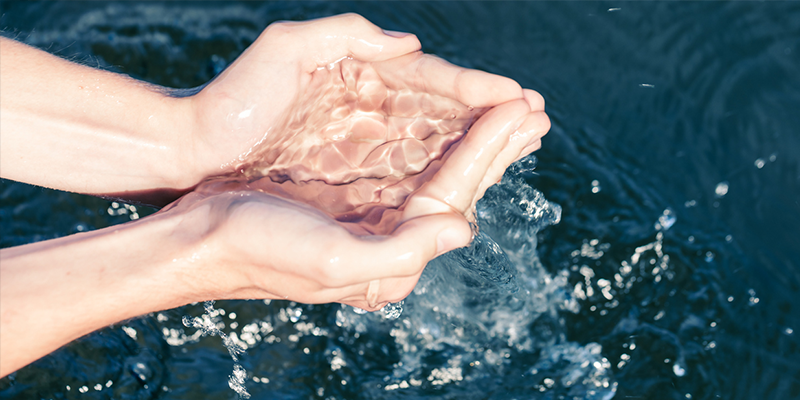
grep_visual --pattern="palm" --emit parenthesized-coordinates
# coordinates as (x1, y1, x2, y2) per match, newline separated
(169, 15, 550, 309)
(236, 55, 487, 234)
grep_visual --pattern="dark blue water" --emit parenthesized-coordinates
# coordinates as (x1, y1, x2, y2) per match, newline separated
(2, 2, 799, 399)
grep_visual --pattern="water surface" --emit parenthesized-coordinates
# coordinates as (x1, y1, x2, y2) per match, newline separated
(1, 2, 799, 399)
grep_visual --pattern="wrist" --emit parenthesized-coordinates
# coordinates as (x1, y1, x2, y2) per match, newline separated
(159, 94, 207, 190)
(0, 208, 206, 375)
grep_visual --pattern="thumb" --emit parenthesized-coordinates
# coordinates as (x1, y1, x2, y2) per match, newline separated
(336, 212, 472, 284)
(297, 13, 422, 64)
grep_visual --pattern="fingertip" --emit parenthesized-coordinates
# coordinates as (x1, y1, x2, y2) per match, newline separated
(352, 32, 421, 61)
(513, 110, 550, 141)
(460, 72, 523, 107)
(523, 89, 546, 111)
(382, 30, 422, 50)
(436, 221, 472, 256)
(395, 212, 471, 258)
(530, 110, 551, 138)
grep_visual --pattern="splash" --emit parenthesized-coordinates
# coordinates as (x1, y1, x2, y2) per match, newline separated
(335, 159, 618, 398)
(182, 301, 251, 399)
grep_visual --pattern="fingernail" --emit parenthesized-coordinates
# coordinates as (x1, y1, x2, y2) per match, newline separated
(436, 227, 469, 256)
(383, 29, 412, 38)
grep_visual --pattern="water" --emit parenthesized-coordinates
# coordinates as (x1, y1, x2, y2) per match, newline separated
(193, 55, 486, 235)
(2, 2, 799, 399)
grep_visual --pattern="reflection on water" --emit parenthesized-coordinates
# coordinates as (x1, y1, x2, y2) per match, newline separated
(1, 2, 799, 400)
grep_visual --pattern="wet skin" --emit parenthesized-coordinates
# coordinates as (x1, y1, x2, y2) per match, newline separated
(0, 14, 549, 377)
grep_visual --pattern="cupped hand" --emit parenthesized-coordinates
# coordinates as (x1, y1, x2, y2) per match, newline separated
(188, 13, 526, 187)
(160, 180, 470, 311)
(169, 89, 548, 311)
(177, 13, 550, 310)
(232, 52, 550, 235)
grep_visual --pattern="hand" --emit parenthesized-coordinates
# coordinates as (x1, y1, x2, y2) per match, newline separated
(168, 89, 549, 311)
(188, 14, 526, 185)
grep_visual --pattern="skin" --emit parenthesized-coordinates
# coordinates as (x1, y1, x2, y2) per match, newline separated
(0, 14, 550, 377)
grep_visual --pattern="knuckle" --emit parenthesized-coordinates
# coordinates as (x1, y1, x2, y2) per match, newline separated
(339, 13, 367, 26)
(314, 240, 352, 288)
(263, 21, 294, 40)
(315, 263, 347, 288)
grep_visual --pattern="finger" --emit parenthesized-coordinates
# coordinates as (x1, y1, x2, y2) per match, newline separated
(382, 88, 475, 120)
(480, 110, 550, 185)
(515, 138, 543, 162)
(523, 88, 546, 112)
(409, 99, 531, 215)
(339, 272, 423, 310)
(374, 53, 523, 108)
(277, 13, 421, 67)
(475, 110, 549, 201)
(326, 212, 471, 285)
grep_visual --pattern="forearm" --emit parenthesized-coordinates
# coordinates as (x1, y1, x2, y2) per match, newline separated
(0, 212, 202, 377)
(0, 37, 199, 205)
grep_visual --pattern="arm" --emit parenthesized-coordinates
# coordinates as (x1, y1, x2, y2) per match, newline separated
(0, 208, 198, 377)
(0, 37, 198, 205)
(0, 88, 548, 377)
(0, 15, 425, 206)
(0, 13, 549, 378)
(0, 177, 468, 377)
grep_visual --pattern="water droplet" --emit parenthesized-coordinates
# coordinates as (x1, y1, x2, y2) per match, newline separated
(381, 301, 404, 320)
(748, 288, 760, 306)
(228, 364, 250, 399)
(673, 363, 686, 377)
(714, 181, 729, 197)
(656, 208, 676, 231)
